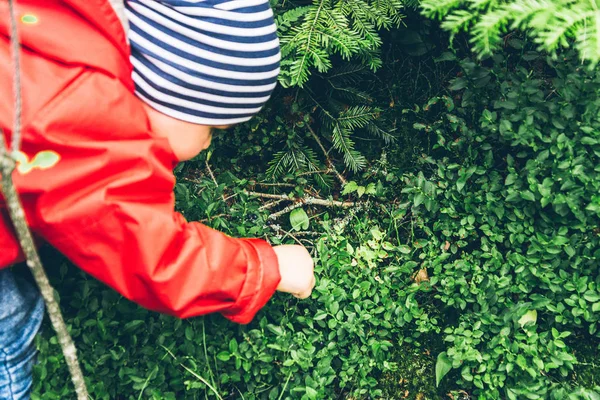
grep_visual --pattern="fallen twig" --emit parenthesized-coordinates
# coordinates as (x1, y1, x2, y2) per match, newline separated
(246, 191, 356, 208)
(249, 181, 296, 188)
(205, 159, 228, 203)
(200, 213, 229, 223)
(268, 202, 304, 220)
(259, 199, 286, 211)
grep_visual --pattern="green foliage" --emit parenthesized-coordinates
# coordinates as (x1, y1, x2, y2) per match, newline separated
(290, 208, 310, 230)
(266, 0, 408, 176)
(276, 0, 404, 87)
(421, 0, 600, 67)
(29, 6, 600, 400)
(399, 44, 600, 397)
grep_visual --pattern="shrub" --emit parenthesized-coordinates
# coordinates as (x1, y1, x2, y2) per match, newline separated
(28, 5, 600, 400)
(398, 44, 600, 398)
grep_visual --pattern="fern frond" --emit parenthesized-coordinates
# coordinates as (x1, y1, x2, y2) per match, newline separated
(421, 0, 463, 19)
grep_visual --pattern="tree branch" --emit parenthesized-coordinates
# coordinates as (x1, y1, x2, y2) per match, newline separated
(268, 202, 304, 220)
(306, 124, 348, 186)
(246, 191, 356, 208)
(0, 2, 89, 398)
(0, 138, 88, 400)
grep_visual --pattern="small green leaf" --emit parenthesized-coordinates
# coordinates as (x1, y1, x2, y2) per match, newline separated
(520, 191, 535, 201)
(217, 351, 231, 362)
(305, 387, 318, 399)
(584, 292, 600, 302)
(290, 208, 310, 231)
(342, 181, 359, 195)
(357, 186, 366, 198)
(456, 175, 468, 191)
(436, 352, 452, 387)
(314, 310, 327, 320)
(398, 245, 411, 254)
(365, 182, 377, 195)
(30, 151, 60, 169)
(518, 310, 537, 328)
(229, 339, 238, 353)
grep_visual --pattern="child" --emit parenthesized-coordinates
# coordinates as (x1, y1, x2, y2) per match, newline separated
(0, 0, 315, 398)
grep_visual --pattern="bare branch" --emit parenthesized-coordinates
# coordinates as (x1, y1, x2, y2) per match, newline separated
(259, 199, 287, 210)
(0, 2, 89, 397)
(306, 124, 348, 186)
(268, 202, 304, 220)
(0, 138, 88, 400)
(246, 191, 356, 208)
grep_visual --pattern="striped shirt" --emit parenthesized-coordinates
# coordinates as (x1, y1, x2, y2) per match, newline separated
(124, 0, 281, 126)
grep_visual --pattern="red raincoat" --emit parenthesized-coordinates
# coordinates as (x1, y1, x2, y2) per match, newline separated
(0, 0, 280, 324)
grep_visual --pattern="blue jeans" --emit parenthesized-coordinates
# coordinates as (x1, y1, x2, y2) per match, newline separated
(0, 268, 44, 400)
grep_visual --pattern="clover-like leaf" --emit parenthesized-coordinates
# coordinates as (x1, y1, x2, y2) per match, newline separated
(30, 151, 60, 170)
(290, 208, 310, 231)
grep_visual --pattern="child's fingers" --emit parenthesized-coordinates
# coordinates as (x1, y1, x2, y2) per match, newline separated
(293, 276, 316, 299)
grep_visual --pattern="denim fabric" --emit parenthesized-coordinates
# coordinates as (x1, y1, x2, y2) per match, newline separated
(0, 268, 44, 400)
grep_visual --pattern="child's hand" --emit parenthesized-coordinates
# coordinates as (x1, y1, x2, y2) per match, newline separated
(273, 245, 315, 299)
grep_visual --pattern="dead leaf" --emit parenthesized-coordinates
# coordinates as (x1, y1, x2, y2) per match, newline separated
(412, 268, 429, 284)
(444, 241, 451, 251)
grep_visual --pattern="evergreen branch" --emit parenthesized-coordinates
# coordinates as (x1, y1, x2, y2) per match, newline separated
(421, 0, 600, 66)
(292, 0, 326, 86)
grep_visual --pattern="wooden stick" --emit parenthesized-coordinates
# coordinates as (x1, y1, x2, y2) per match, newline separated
(0, 139, 89, 400)
(0, 2, 89, 397)
(246, 191, 356, 208)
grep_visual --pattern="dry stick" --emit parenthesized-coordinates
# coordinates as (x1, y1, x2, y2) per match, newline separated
(306, 125, 347, 186)
(249, 181, 296, 188)
(268, 202, 304, 220)
(246, 191, 356, 208)
(205, 159, 227, 202)
(258, 198, 286, 211)
(1, 2, 89, 398)
(0, 146, 88, 400)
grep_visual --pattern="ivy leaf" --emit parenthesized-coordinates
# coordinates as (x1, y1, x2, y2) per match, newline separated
(436, 351, 452, 387)
(342, 181, 359, 195)
(290, 208, 310, 231)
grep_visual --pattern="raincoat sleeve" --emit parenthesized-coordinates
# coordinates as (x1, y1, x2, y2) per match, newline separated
(27, 70, 280, 324)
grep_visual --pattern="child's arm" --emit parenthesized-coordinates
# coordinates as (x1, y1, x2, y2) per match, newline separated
(27, 71, 295, 324)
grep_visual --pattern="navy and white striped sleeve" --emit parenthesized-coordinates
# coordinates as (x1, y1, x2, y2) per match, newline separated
(124, 0, 281, 126)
